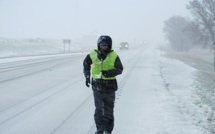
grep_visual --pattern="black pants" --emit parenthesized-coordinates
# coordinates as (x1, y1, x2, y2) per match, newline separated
(93, 90, 115, 132)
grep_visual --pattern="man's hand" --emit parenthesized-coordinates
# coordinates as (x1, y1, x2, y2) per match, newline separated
(101, 70, 110, 77)
(86, 76, 90, 87)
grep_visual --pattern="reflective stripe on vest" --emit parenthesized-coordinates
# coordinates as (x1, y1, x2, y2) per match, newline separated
(89, 49, 117, 80)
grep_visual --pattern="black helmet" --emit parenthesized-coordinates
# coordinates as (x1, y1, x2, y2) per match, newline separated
(97, 35, 112, 49)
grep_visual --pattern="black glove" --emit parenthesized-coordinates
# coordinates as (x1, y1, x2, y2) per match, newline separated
(101, 70, 110, 77)
(86, 76, 90, 87)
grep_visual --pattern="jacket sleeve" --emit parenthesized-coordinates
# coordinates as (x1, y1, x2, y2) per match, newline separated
(83, 54, 92, 78)
(102, 56, 123, 77)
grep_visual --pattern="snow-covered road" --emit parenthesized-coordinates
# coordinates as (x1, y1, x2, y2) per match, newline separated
(0, 45, 205, 134)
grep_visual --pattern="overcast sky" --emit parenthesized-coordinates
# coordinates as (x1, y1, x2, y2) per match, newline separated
(0, 0, 191, 44)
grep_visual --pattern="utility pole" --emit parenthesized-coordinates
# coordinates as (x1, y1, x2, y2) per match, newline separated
(160, 45, 162, 56)
(214, 55, 215, 69)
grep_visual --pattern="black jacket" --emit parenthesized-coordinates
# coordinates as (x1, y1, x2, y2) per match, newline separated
(83, 49, 123, 92)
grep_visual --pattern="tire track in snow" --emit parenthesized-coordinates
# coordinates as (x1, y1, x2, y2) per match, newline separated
(50, 93, 93, 134)
(116, 47, 144, 101)
(0, 55, 81, 82)
(0, 77, 84, 125)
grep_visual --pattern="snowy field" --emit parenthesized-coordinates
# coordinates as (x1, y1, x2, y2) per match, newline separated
(0, 40, 91, 58)
(0, 43, 214, 134)
(162, 48, 215, 134)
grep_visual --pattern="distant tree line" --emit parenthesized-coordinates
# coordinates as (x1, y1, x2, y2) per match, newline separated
(163, 0, 215, 52)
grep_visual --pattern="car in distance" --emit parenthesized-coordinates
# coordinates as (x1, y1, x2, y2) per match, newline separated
(119, 42, 129, 50)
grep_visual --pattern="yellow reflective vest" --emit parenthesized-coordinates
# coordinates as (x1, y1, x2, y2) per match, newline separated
(89, 49, 118, 80)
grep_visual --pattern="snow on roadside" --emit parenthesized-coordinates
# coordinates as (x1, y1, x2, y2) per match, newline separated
(159, 56, 211, 134)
